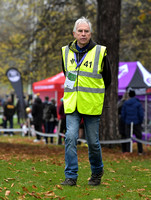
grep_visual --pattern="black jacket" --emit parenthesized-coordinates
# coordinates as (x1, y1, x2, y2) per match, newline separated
(4, 102, 15, 119)
(32, 97, 43, 125)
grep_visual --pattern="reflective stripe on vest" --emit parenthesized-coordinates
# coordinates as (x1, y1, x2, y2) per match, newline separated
(64, 87, 105, 93)
(63, 45, 104, 74)
(62, 45, 106, 115)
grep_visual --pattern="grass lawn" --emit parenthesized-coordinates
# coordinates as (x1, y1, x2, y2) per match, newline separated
(0, 135, 151, 200)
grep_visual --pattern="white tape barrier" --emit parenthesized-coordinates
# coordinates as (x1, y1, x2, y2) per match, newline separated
(132, 137, 151, 145)
(0, 128, 151, 145)
(32, 129, 151, 145)
(35, 130, 58, 138)
(99, 138, 131, 144)
(0, 128, 27, 132)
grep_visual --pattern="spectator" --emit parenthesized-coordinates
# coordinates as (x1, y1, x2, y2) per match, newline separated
(3, 97, 15, 136)
(58, 98, 66, 145)
(16, 96, 28, 126)
(27, 94, 33, 109)
(43, 98, 58, 144)
(49, 98, 58, 144)
(121, 90, 144, 154)
(118, 91, 129, 152)
(42, 96, 50, 131)
(32, 96, 43, 142)
(42, 96, 52, 144)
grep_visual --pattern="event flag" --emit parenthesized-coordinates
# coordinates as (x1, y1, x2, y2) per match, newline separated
(6, 68, 25, 119)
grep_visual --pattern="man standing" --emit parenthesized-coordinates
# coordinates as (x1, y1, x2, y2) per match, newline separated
(61, 17, 111, 186)
(121, 90, 144, 154)
(3, 97, 15, 136)
(32, 96, 43, 142)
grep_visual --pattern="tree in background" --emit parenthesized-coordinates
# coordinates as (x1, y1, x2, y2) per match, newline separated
(96, 0, 121, 140)
(0, 0, 150, 84)
(120, 0, 151, 69)
(0, 0, 150, 140)
(0, 0, 97, 85)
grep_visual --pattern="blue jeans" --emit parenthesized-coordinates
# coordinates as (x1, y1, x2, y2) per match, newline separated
(65, 110, 103, 179)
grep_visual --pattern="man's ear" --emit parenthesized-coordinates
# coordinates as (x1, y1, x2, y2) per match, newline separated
(73, 31, 76, 39)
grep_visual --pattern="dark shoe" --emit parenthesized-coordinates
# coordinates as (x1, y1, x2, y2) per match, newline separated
(88, 170, 104, 186)
(61, 178, 77, 186)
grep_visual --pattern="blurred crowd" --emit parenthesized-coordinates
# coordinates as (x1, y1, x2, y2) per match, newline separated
(0, 89, 144, 152)
(0, 93, 69, 145)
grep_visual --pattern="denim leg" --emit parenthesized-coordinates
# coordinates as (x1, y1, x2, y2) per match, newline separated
(65, 111, 81, 179)
(83, 115, 103, 174)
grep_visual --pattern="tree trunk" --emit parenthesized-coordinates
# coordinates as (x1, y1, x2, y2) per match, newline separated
(96, 0, 121, 140)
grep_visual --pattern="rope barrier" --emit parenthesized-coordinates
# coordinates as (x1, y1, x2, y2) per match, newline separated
(35, 130, 58, 138)
(0, 128, 151, 146)
(0, 128, 27, 132)
(132, 137, 151, 145)
(99, 138, 131, 144)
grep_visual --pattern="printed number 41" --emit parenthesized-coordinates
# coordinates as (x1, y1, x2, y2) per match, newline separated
(84, 61, 92, 68)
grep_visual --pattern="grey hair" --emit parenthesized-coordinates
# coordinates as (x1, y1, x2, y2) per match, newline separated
(73, 17, 92, 32)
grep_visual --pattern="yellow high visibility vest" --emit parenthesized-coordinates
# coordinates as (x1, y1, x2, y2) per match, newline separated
(62, 45, 106, 115)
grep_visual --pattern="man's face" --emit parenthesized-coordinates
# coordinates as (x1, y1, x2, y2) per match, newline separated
(73, 23, 91, 48)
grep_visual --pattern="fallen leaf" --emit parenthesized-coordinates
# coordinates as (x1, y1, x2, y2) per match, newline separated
(22, 186, 29, 192)
(56, 185, 63, 190)
(45, 191, 55, 197)
(32, 185, 37, 189)
(102, 182, 110, 186)
(5, 190, 10, 196)
(137, 188, 145, 192)
(7, 178, 15, 181)
(0, 196, 5, 200)
(32, 167, 36, 171)
(11, 183, 14, 187)
(115, 193, 123, 199)
(28, 192, 42, 199)
(16, 191, 21, 195)
(93, 198, 102, 200)
(82, 193, 89, 196)
(108, 168, 116, 173)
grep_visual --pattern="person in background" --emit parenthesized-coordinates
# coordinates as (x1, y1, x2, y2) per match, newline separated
(3, 97, 16, 136)
(42, 96, 50, 133)
(61, 17, 111, 186)
(49, 98, 58, 144)
(27, 94, 33, 109)
(32, 96, 43, 142)
(16, 96, 28, 126)
(58, 98, 66, 145)
(43, 96, 52, 144)
(121, 90, 144, 154)
(118, 91, 129, 153)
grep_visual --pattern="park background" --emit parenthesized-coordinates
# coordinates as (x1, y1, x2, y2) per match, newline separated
(0, 1, 151, 199)
(0, 0, 151, 140)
